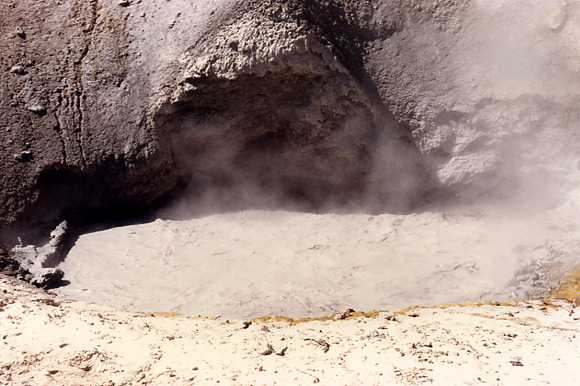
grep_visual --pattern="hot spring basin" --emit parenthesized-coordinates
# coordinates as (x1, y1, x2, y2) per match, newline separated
(53, 203, 580, 319)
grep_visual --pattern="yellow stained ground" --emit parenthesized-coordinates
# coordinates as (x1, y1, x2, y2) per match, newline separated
(550, 264, 580, 304)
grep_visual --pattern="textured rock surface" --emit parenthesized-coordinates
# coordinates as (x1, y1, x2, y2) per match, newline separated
(1, 0, 580, 246)
(0, 0, 413, 244)
(366, 0, 580, 201)
(0, 0, 176, 243)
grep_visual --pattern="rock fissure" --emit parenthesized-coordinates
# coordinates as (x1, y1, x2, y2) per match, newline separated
(51, 112, 68, 166)
(71, 0, 100, 169)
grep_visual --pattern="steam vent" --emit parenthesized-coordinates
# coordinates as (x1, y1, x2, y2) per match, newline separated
(2, 1, 580, 385)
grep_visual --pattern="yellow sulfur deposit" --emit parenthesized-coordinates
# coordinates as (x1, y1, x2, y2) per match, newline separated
(550, 265, 580, 304)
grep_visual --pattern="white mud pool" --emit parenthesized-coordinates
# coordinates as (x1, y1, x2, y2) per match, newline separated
(54, 187, 580, 319)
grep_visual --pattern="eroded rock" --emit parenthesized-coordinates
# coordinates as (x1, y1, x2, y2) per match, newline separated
(1, 0, 579, 268)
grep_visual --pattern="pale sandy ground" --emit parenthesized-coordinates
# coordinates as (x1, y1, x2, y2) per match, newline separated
(1, 274, 579, 386)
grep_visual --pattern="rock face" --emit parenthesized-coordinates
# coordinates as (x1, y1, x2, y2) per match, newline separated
(1, 0, 580, 247)
(1, 0, 177, 242)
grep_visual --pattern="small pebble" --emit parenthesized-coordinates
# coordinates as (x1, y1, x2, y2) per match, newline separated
(260, 344, 274, 356)
(14, 150, 33, 162)
(118, 0, 130, 6)
(9, 65, 26, 75)
(16, 28, 25, 39)
(27, 104, 47, 115)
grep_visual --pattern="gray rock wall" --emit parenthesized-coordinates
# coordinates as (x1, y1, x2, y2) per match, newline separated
(1, 0, 580, 246)
(1, 0, 175, 242)
(365, 0, 580, 203)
